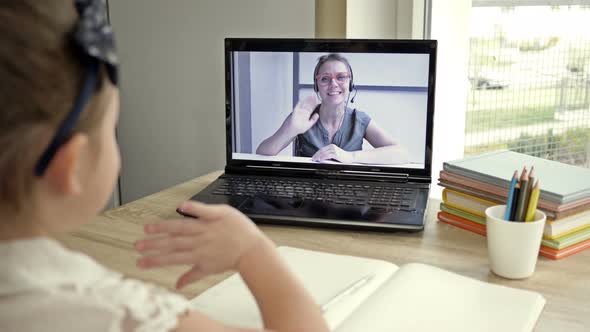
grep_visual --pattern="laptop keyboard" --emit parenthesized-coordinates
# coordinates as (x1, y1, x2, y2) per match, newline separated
(211, 176, 419, 211)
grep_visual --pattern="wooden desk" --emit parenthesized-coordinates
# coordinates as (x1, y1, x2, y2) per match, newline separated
(61, 171, 590, 331)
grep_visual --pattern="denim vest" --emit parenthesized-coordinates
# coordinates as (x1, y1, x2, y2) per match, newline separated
(294, 107, 371, 157)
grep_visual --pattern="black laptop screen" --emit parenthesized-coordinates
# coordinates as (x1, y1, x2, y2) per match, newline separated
(226, 39, 436, 175)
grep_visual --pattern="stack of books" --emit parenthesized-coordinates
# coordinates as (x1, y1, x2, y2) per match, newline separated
(437, 150, 590, 260)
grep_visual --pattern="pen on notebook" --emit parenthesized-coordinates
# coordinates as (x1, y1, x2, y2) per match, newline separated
(504, 170, 519, 221)
(514, 167, 529, 222)
(525, 179, 541, 222)
(321, 274, 374, 312)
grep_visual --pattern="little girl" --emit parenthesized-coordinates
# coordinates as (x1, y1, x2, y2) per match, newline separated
(0, 1, 328, 332)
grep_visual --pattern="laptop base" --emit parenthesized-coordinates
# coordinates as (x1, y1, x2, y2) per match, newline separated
(189, 173, 429, 232)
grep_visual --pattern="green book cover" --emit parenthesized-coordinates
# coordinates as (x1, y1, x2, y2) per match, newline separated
(439, 203, 486, 226)
(444, 150, 590, 204)
(541, 226, 590, 250)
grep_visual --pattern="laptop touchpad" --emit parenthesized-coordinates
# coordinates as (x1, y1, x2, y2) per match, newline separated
(240, 194, 305, 211)
(240, 194, 369, 220)
(239, 194, 423, 226)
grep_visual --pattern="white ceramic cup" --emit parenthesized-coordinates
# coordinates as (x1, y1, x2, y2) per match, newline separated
(485, 205, 546, 279)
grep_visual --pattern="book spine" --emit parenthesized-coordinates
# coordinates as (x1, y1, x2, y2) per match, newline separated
(545, 224, 590, 240)
(442, 189, 496, 217)
(439, 203, 486, 225)
(440, 171, 567, 212)
(544, 227, 590, 250)
(438, 179, 559, 220)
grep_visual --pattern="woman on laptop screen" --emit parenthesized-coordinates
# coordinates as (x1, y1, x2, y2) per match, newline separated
(256, 53, 408, 165)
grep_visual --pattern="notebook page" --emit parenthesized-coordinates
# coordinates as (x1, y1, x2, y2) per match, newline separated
(336, 263, 546, 332)
(189, 246, 397, 330)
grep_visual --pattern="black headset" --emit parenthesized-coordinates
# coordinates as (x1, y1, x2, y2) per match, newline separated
(313, 55, 357, 103)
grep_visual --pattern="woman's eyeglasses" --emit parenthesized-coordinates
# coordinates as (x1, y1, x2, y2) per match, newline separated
(315, 72, 351, 86)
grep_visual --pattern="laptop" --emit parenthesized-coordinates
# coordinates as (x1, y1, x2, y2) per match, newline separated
(189, 38, 437, 231)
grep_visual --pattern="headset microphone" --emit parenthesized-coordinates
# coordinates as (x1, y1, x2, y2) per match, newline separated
(350, 88, 358, 103)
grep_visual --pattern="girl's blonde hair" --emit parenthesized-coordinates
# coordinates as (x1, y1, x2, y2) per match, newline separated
(0, 1, 106, 212)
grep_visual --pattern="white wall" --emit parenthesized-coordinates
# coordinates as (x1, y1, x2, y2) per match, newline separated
(249, 52, 294, 156)
(299, 53, 430, 87)
(352, 90, 427, 163)
(346, 0, 425, 39)
(346, 0, 397, 39)
(109, 0, 315, 203)
(429, 0, 472, 198)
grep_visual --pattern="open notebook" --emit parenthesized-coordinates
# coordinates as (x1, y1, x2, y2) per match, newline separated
(190, 247, 546, 331)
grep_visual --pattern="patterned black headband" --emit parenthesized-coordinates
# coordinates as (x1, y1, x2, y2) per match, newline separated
(74, 0, 118, 84)
(34, 0, 119, 176)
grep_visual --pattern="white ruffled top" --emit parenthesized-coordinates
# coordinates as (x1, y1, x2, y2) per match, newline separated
(0, 237, 190, 332)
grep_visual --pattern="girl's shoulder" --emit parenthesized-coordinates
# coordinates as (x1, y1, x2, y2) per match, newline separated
(0, 279, 189, 332)
(0, 238, 190, 332)
(2, 279, 190, 332)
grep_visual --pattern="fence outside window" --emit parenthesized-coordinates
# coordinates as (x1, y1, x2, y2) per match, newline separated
(465, 4, 590, 168)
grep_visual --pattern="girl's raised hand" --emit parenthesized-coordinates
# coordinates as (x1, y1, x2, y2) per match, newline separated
(135, 201, 267, 289)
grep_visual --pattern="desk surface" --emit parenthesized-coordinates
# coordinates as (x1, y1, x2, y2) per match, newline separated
(61, 171, 590, 331)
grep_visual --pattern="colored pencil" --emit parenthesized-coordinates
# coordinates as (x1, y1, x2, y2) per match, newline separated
(504, 170, 519, 221)
(525, 180, 541, 222)
(514, 167, 529, 222)
(509, 182, 520, 221)
(524, 166, 535, 216)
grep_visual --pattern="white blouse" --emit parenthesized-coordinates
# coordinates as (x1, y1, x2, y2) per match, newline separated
(0, 238, 190, 332)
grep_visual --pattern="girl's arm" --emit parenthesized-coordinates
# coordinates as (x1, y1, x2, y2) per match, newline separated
(176, 237, 327, 332)
(136, 202, 329, 332)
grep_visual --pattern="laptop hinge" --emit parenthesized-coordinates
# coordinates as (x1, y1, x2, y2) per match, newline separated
(226, 165, 416, 183)
(316, 169, 410, 183)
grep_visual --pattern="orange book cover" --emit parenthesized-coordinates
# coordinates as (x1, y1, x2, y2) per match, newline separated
(437, 211, 486, 236)
(538, 238, 590, 260)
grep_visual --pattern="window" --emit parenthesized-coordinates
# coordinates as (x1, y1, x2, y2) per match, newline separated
(465, 2, 590, 168)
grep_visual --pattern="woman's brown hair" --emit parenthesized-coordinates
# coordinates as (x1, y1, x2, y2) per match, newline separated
(0, 1, 106, 212)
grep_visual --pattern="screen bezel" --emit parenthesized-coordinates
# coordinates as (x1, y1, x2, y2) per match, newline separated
(224, 38, 437, 178)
